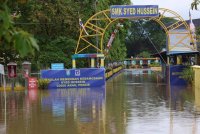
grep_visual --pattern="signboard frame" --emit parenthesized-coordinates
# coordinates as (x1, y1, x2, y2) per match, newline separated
(28, 77, 38, 89)
(41, 68, 105, 89)
(110, 5, 159, 19)
(51, 63, 64, 70)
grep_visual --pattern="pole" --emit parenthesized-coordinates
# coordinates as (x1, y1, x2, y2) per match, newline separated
(95, 0, 99, 67)
(25, 78, 28, 90)
(72, 59, 76, 69)
(94, 0, 100, 68)
(11, 79, 14, 91)
(100, 58, 104, 68)
(95, 0, 98, 52)
(3, 74, 6, 134)
(91, 58, 95, 68)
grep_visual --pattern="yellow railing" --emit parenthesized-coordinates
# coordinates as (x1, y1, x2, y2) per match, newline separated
(105, 66, 123, 79)
(0, 86, 25, 91)
(106, 71, 113, 79)
(150, 67, 162, 72)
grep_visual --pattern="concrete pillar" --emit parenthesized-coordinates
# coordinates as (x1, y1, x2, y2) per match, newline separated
(155, 58, 159, 63)
(193, 66, 200, 89)
(91, 58, 95, 68)
(72, 59, 76, 68)
(177, 55, 182, 65)
(167, 56, 170, 65)
(193, 66, 200, 111)
(132, 60, 136, 65)
(195, 86, 200, 112)
(100, 58, 104, 68)
(148, 60, 151, 65)
(140, 60, 143, 65)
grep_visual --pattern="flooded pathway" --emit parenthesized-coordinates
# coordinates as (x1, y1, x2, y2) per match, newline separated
(0, 69, 200, 134)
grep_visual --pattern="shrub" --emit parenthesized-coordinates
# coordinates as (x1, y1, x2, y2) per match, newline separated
(179, 67, 194, 85)
(106, 67, 112, 73)
(149, 62, 161, 67)
(38, 79, 50, 89)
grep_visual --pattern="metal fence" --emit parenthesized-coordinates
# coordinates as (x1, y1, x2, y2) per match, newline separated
(0, 72, 41, 88)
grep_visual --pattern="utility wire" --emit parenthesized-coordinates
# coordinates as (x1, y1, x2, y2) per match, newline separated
(14, 22, 56, 25)
(136, 21, 167, 64)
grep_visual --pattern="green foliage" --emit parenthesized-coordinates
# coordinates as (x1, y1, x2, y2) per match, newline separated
(179, 67, 194, 85)
(196, 26, 200, 34)
(138, 51, 151, 58)
(38, 79, 50, 90)
(38, 36, 76, 69)
(13, 30, 39, 57)
(5, 0, 131, 69)
(149, 62, 160, 67)
(105, 20, 130, 62)
(126, 19, 169, 58)
(15, 0, 83, 39)
(0, 3, 39, 62)
(106, 34, 127, 62)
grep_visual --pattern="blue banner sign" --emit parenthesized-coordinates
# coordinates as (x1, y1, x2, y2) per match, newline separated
(51, 63, 64, 70)
(168, 65, 187, 86)
(41, 68, 105, 89)
(110, 5, 159, 18)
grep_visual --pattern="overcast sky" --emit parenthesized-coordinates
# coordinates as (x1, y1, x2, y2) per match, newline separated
(131, 0, 200, 20)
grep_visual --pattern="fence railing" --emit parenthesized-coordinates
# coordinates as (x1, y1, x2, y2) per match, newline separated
(0, 72, 40, 90)
(105, 66, 123, 79)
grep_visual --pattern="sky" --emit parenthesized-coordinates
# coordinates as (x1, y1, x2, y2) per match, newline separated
(131, 0, 200, 20)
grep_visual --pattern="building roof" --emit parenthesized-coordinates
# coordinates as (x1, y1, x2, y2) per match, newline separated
(185, 18, 200, 27)
(164, 18, 200, 29)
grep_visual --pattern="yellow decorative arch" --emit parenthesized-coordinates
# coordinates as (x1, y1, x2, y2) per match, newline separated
(75, 8, 195, 55)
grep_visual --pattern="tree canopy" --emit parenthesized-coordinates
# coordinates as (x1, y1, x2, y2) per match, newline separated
(0, 2, 39, 64)
(0, 0, 174, 69)
(191, 0, 200, 9)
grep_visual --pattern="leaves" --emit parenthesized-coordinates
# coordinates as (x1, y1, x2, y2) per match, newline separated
(13, 30, 39, 57)
(0, 3, 13, 39)
(179, 67, 194, 85)
(191, 0, 200, 10)
(126, 20, 166, 58)
(0, 3, 39, 61)
(3, 0, 132, 68)
(38, 36, 76, 68)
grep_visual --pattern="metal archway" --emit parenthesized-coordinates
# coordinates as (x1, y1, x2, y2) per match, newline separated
(75, 8, 195, 55)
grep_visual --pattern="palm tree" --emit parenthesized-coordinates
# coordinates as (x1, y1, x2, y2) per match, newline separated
(191, 0, 200, 9)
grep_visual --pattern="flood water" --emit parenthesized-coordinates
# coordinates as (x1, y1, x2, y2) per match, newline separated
(0, 69, 200, 134)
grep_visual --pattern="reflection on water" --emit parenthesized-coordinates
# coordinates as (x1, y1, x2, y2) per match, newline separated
(195, 87, 200, 113)
(0, 88, 105, 134)
(0, 69, 200, 134)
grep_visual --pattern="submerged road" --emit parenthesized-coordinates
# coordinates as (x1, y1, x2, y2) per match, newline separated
(0, 69, 200, 134)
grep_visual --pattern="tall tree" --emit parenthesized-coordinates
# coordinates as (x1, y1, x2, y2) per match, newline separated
(5, 0, 132, 68)
(125, 18, 177, 58)
(0, 2, 39, 64)
(191, 0, 200, 9)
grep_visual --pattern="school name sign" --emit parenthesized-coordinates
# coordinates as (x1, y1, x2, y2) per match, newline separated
(110, 5, 159, 18)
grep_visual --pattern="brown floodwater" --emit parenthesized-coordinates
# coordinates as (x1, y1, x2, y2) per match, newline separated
(0, 69, 200, 134)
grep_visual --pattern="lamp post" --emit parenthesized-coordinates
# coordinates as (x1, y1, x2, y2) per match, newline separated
(22, 61, 31, 89)
(22, 61, 31, 78)
(7, 62, 17, 90)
